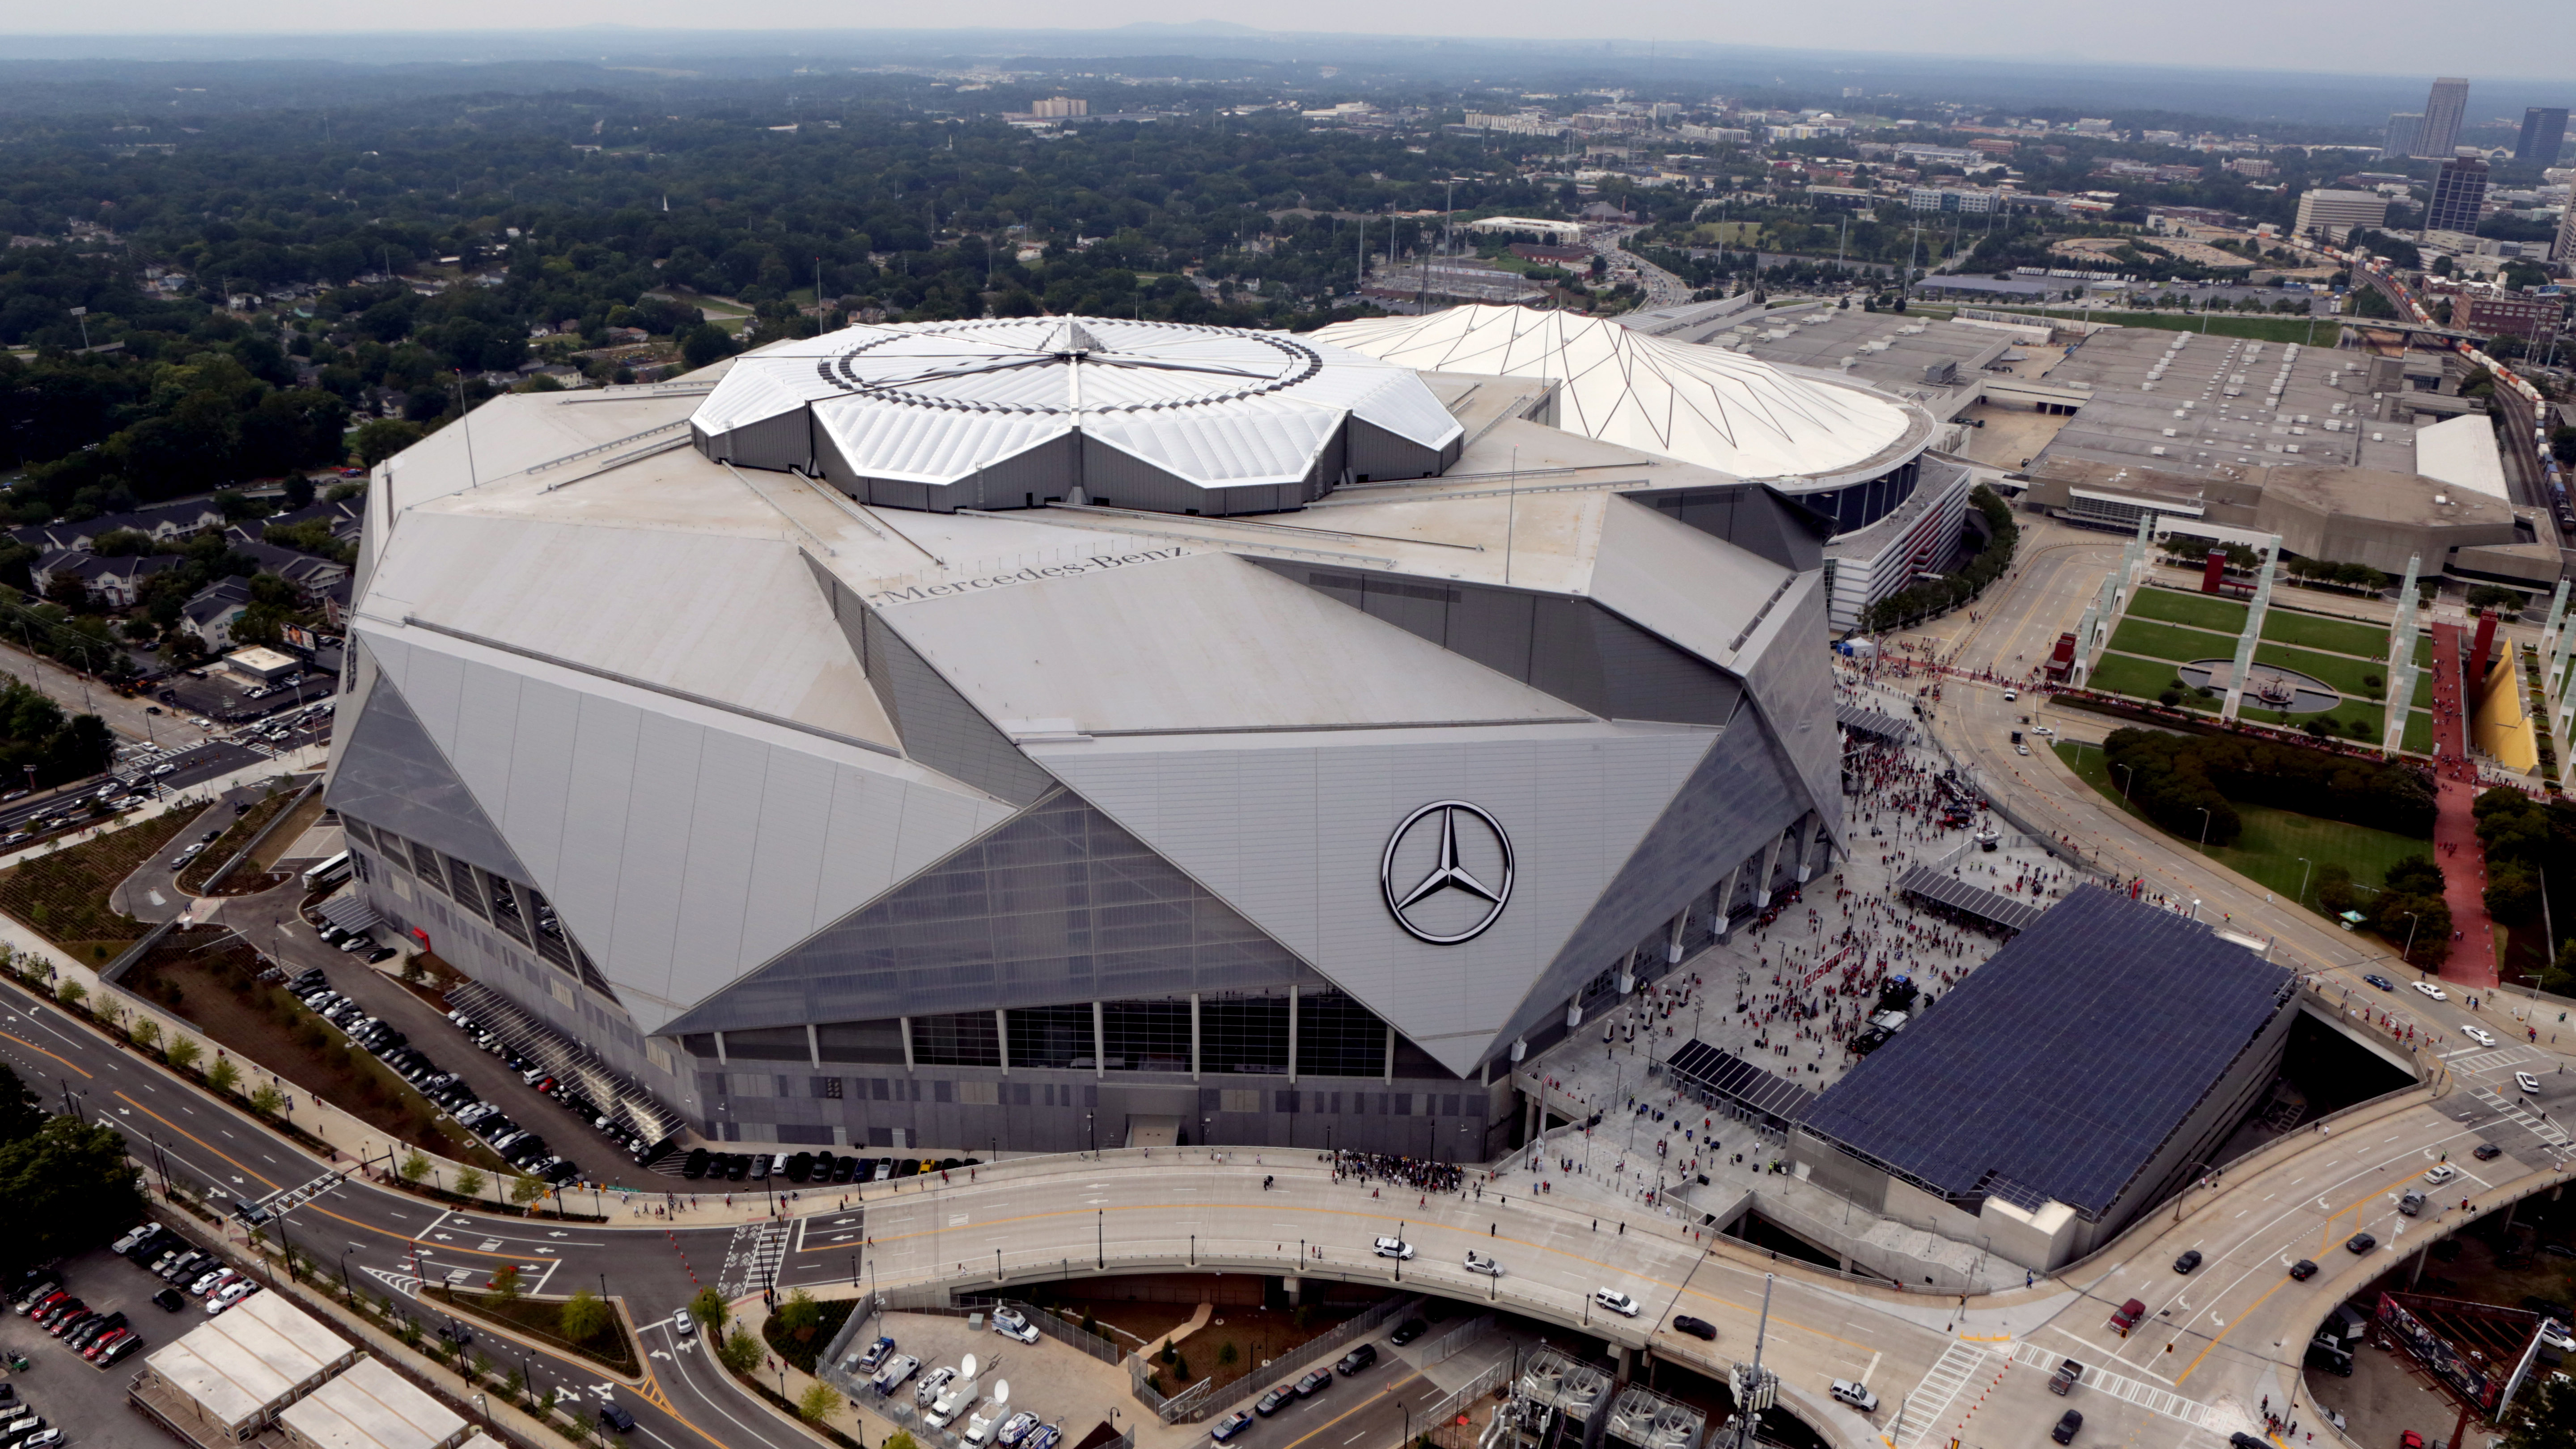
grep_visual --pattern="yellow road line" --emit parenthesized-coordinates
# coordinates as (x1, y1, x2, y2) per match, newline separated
(1, 1027, 94, 1078)
(1278, 1373, 1426, 1449)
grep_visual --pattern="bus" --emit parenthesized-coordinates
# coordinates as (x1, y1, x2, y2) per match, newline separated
(301, 851, 352, 891)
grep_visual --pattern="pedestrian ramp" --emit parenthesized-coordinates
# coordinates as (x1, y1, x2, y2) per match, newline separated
(2009, 1340, 2213, 1428)
(2469, 1087, 2574, 1157)
(1890, 1339, 1994, 1447)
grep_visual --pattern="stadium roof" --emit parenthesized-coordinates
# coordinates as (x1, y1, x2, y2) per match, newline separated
(1795, 885, 2293, 1219)
(1314, 305, 1932, 489)
(690, 317, 1462, 497)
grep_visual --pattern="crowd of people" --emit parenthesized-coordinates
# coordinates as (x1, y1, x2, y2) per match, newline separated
(1331, 1148, 1464, 1196)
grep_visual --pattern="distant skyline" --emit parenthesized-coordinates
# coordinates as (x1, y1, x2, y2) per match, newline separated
(3, 6, 2573, 83)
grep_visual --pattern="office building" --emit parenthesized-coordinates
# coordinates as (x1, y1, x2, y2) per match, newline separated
(2382, 112, 2423, 161)
(2555, 202, 2576, 265)
(330, 314, 1855, 1157)
(2426, 156, 2490, 234)
(2417, 77, 2470, 158)
(2517, 106, 2568, 165)
(1030, 97, 1087, 119)
(2294, 188, 2391, 239)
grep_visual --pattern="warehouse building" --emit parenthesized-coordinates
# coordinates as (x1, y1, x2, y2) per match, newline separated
(330, 314, 1856, 1157)
(275, 1358, 470, 1449)
(128, 1291, 360, 1446)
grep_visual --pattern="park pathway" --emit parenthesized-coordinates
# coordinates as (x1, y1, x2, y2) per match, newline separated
(2427, 622, 2498, 987)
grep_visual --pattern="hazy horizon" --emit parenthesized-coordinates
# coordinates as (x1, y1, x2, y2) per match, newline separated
(0, 11, 2568, 84)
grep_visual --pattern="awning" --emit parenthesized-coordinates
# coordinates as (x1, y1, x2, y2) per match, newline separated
(318, 894, 380, 934)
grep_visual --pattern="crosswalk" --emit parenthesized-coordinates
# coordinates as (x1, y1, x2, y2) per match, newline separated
(2444, 1046, 2534, 1075)
(2469, 1087, 2573, 1157)
(1890, 1340, 1993, 1447)
(2008, 1341, 2213, 1428)
(719, 1220, 791, 1299)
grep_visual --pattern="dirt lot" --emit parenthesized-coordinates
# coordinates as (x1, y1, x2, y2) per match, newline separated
(124, 927, 496, 1162)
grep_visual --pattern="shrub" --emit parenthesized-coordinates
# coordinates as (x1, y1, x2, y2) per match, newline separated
(559, 1288, 611, 1345)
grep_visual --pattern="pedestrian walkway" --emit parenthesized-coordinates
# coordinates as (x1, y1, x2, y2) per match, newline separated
(2426, 623, 2498, 987)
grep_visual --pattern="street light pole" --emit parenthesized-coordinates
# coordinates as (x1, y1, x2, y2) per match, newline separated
(2403, 911, 2423, 968)
(2195, 806, 2212, 853)
(2296, 857, 2313, 906)
(2115, 763, 2134, 799)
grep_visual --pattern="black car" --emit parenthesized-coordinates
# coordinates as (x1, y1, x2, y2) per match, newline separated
(2289, 1260, 2318, 1281)
(2173, 1250, 2202, 1274)
(2474, 1143, 2503, 1161)
(726, 1154, 752, 1182)
(2347, 1233, 2377, 1254)
(1335, 1344, 1378, 1376)
(153, 1288, 186, 1313)
(1295, 1368, 1333, 1398)
(2050, 1409, 2082, 1445)
(785, 1152, 814, 1182)
(1253, 1387, 1295, 1418)
(599, 1403, 636, 1434)
(1211, 1411, 1254, 1443)
(832, 1156, 859, 1183)
(1389, 1318, 1426, 1347)
(1672, 1316, 1717, 1341)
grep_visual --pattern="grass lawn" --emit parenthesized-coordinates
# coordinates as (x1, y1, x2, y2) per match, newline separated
(2125, 587, 2248, 633)
(2087, 651, 2212, 708)
(2260, 609, 2390, 659)
(430, 1285, 638, 1375)
(1983, 307, 2336, 344)
(2235, 697, 2385, 743)
(2413, 672, 2435, 708)
(2404, 710, 2433, 754)
(0, 805, 209, 945)
(2252, 640, 2387, 697)
(2416, 635, 2433, 668)
(2055, 741, 2429, 914)
(2109, 616, 2237, 664)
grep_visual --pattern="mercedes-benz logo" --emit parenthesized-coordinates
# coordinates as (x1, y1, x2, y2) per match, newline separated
(1381, 801, 1514, 945)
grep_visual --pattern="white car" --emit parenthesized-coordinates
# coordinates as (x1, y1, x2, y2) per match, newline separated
(1830, 1380, 1880, 1413)
(672, 1308, 695, 1337)
(2425, 1164, 2457, 1185)
(2463, 1025, 2497, 1047)
(2414, 982, 2447, 1000)
(1593, 1288, 1641, 1318)
(2001, 690, 2017, 701)
(2518, 1072, 2544, 1095)
(1372, 1236, 1415, 1261)
(992, 1306, 1041, 1343)
(209, 1280, 260, 1314)
(1464, 1251, 1504, 1277)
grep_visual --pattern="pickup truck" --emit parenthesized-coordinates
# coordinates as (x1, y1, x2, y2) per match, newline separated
(2049, 1360, 2082, 1396)
(2110, 1299, 2145, 1336)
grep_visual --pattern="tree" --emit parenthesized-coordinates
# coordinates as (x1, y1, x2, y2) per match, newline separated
(351, 418, 424, 466)
(2502, 1371, 2576, 1449)
(690, 1287, 726, 1334)
(55, 979, 84, 1010)
(680, 324, 737, 369)
(2487, 861, 2540, 925)
(798, 1381, 843, 1424)
(777, 1288, 822, 1335)
(453, 1166, 485, 1200)
(559, 1288, 612, 1345)
(167, 1037, 201, 1073)
(508, 1171, 547, 1214)
(248, 1083, 284, 1118)
(0, 1116, 147, 1263)
(719, 1327, 763, 1374)
(0, 1065, 46, 1143)
(399, 1150, 432, 1185)
(207, 1057, 240, 1095)
(487, 1264, 524, 1304)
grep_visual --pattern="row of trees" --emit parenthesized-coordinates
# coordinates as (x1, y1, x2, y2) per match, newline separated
(2099, 726, 2438, 847)
(2313, 853, 2452, 966)
(1859, 484, 2018, 632)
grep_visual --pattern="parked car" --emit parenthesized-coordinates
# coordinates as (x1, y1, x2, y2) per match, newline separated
(1295, 1368, 1334, 1398)
(913, 1366, 957, 1408)
(1254, 1387, 1295, 1417)
(1335, 1344, 1379, 1376)
(1389, 1319, 1426, 1347)
(992, 1307, 1041, 1343)
(1211, 1411, 1255, 1443)
(996, 1411, 1040, 1446)
(847, 1336, 894, 1375)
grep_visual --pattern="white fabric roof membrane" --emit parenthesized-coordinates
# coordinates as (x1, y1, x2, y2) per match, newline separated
(694, 316, 1462, 489)
(1315, 305, 1921, 483)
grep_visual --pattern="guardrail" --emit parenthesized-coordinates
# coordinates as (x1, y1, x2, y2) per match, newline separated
(1415, 1311, 1496, 1367)
(1169, 1289, 1422, 1425)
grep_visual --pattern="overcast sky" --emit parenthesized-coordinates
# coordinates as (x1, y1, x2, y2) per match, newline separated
(7, 1, 2572, 81)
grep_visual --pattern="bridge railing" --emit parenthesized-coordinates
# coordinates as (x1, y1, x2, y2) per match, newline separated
(1150, 1289, 1424, 1424)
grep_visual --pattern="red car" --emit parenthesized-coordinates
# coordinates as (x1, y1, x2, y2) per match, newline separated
(2401, 1433, 2425, 1449)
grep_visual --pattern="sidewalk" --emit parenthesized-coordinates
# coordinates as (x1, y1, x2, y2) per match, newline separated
(2426, 623, 2498, 987)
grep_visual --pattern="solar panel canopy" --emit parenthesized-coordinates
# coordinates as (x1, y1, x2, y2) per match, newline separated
(1894, 864, 2049, 932)
(1795, 885, 2292, 1219)
(1668, 1039, 1818, 1125)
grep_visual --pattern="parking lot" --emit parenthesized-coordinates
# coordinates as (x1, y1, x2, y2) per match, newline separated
(0, 1230, 229, 1446)
(855, 1309, 1139, 1449)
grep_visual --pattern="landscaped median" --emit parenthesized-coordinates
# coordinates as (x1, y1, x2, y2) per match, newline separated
(0, 799, 210, 966)
(426, 1268, 640, 1377)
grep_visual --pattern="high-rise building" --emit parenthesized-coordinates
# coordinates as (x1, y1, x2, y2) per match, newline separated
(2517, 107, 2569, 164)
(2425, 156, 2490, 233)
(2382, 112, 2423, 161)
(2555, 203, 2576, 265)
(2416, 77, 2470, 158)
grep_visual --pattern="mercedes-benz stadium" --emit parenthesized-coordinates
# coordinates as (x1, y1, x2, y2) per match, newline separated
(325, 313, 1870, 1157)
